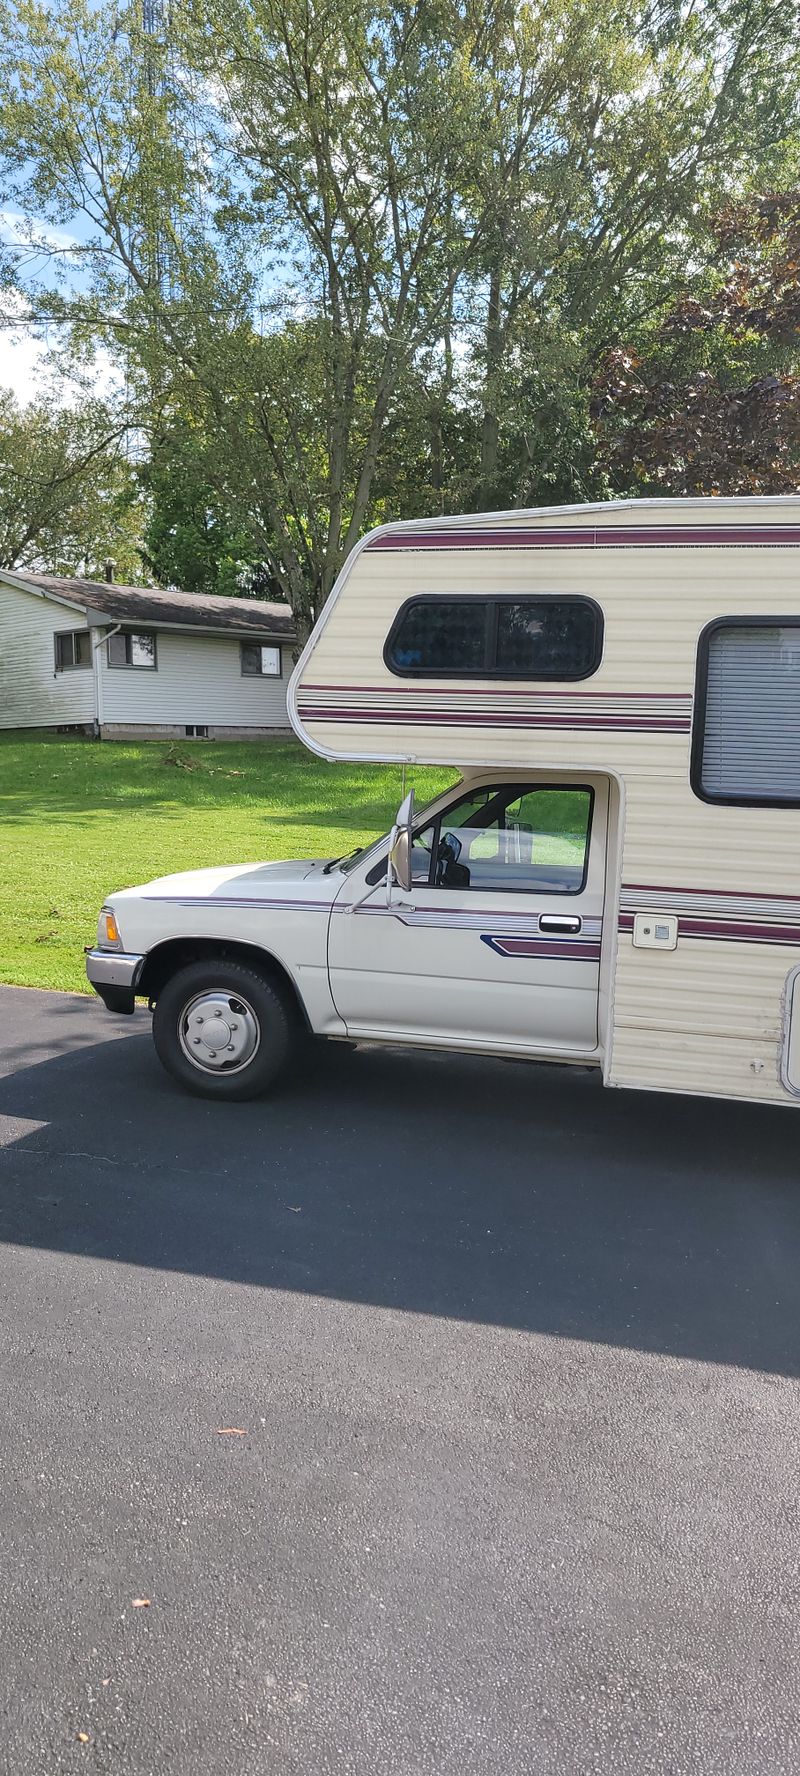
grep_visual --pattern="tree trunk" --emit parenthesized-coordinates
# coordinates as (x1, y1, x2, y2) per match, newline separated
(478, 263, 504, 510)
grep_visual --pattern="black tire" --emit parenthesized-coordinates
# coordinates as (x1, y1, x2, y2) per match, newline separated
(152, 958, 298, 1100)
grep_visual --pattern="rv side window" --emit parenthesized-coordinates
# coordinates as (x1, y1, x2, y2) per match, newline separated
(384, 596, 603, 680)
(693, 619, 800, 805)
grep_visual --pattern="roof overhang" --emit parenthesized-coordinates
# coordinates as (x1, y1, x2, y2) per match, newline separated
(0, 570, 292, 642)
(83, 611, 291, 643)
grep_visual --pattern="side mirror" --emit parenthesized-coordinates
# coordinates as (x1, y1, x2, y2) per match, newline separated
(387, 789, 414, 899)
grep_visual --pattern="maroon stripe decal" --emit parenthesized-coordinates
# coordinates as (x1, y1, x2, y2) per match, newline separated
(301, 685, 690, 701)
(623, 882, 800, 904)
(298, 705, 690, 732)
(619, 911, 800, 945)
(481, 935, 602, 960)
(366, 525, 800, 551)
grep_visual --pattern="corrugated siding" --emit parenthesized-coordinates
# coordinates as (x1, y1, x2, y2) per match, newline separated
(99, 633, 292, 727)
(0, 583, 96, 728)
(294, 505, 800, 1105)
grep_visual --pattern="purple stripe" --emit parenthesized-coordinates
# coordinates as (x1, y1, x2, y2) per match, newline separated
(481, 935, 602, 960)
(301, 685, 690, 701)
(298, 705, 689, 733)
(623, 882, 800, 905)
(366, 525, 800, 551)
(147, 895, 327, 910)
(619, 911, 800, 945)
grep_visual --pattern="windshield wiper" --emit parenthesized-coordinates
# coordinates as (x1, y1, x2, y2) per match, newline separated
(322, 846, 363, 874)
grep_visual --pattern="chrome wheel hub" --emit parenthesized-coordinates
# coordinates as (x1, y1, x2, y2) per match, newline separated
(178, 990, 261, 1075)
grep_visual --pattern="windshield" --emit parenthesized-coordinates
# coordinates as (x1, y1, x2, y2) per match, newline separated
(335, 779, 461, 874)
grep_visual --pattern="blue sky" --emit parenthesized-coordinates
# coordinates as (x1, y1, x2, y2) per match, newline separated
(0, 207, 118, 404)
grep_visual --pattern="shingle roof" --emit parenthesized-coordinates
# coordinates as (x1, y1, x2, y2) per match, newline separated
(12, 571, 296, 639)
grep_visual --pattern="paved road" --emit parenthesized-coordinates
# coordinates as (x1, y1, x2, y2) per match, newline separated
(1, 986, 799, 1775)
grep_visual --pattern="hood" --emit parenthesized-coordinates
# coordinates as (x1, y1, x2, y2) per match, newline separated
(113, 855, 341, 908)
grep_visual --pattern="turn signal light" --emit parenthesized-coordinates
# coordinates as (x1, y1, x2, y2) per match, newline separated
(103, 910, 120, 946)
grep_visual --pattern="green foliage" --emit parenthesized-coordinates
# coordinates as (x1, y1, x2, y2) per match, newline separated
(592, 194, 800, 495)
(0, 387, 146, 577)
(0, 0, 799, 603)
(141, 421, 267, 596)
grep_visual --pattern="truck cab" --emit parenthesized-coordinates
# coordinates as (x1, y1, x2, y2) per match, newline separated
(87, 768, 611, 1099)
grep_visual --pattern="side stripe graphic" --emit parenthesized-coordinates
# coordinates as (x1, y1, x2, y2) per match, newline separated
(365, 524, 800, 552)
(620, 885, 800, 947)
(481, 934, 602, 961)
(297, 688, 693, 735)
(147, 895, 329, 912)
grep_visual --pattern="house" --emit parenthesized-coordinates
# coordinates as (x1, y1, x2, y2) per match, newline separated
(0, 569, 296, 739)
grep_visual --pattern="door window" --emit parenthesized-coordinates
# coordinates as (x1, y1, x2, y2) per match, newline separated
(411, 784, 593, 894)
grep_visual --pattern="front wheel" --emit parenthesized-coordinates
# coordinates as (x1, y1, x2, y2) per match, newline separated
(152, 958, 298, 1100)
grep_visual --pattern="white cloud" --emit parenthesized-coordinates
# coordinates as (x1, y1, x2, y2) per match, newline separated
(0, 291, 121, 407)
(0, 208, 82, 259)
(0, 323, 52, 404)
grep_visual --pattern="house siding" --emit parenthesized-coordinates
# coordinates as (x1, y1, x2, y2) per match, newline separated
(0, 582, 96, 729)
(97, 631, 292, 730)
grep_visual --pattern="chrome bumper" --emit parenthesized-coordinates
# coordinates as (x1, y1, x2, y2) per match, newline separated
(85, 948, 145, 1013)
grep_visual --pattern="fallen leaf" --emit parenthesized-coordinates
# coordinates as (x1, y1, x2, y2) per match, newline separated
(76, 1731, 90, 1743)
(214, 1427, 247, 1436)
(131, 1597, 151, 1608)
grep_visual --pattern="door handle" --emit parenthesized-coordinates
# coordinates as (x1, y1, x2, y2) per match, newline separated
(538, 914, 582, 934)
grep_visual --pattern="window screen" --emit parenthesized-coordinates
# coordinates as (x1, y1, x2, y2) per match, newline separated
(54, 630, 91, 669)
(241, 643, 282, 677)
(384, 597, 602, 679)
(693, 620, 800, 804)
(107, 630, 156, 669)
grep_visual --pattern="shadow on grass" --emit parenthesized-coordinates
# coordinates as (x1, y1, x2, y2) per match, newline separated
(1, 993, 799, 1376)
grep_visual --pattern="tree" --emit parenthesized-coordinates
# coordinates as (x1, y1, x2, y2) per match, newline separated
(0, 388, 145, 576)
(591, 193, 800, 496)
(1, 0, 799, 628)
(141, 419, 271, 597)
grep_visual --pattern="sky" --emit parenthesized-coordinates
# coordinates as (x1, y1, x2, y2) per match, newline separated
(0, 208, 118, 405)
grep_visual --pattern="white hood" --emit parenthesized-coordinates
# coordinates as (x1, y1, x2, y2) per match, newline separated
(113, 855, 342, 908)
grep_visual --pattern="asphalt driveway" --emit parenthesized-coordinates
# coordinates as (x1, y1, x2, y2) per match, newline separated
(1, 984, 799, 1774)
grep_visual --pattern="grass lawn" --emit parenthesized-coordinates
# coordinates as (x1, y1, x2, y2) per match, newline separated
(0, 732, 452, 994)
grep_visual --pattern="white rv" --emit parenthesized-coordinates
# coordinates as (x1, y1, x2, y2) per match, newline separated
(87, 497, 800, 1109)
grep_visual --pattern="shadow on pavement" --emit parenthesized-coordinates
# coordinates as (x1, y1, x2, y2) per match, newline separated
(1, 998, 799, 1375)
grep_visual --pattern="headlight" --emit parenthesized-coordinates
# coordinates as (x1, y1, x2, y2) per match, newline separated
(97, 906, 122, 949)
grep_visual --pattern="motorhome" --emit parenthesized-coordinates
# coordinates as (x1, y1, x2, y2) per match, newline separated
(86, 497, 800, 1108)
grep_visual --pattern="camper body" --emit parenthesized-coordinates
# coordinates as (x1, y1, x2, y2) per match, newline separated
(87, 498, 800, 1108)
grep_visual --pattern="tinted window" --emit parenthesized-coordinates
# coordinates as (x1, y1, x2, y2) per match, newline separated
(693, 620, 800, 805)
(495, 602, 598, 676)
(388, 600, 486, 673)
(385, 597, 602, 679)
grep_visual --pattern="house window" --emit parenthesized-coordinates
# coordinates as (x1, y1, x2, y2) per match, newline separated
(384, 597, 603, 680)
(54, 630, 91, 670)
(692, 618, 800, 805)
(241, 643, 282, 677)
(107, 630, 157, 669)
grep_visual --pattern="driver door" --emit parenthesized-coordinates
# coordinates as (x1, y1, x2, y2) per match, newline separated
(328, 777, 606, 1054)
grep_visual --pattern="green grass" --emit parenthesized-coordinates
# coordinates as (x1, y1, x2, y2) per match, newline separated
(0, 733, 452, 994)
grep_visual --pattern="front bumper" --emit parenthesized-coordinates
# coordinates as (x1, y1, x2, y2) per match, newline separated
(85, 948, 145, 1015)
